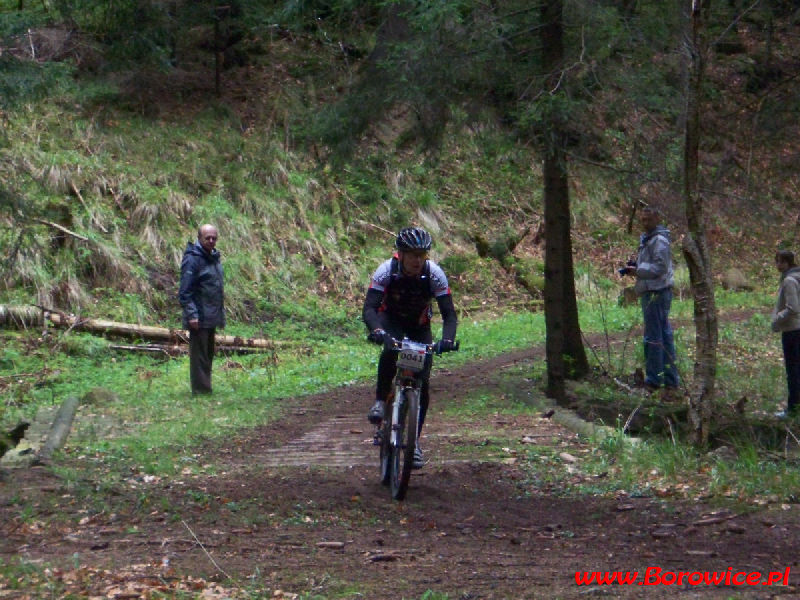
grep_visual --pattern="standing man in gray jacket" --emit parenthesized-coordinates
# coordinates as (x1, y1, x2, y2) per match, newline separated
(772, 250, 800, 417)
(621, 206, 679, 392)
(179, 224, 225, 395)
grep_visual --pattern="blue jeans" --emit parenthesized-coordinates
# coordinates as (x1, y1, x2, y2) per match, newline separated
(641, 289, 679, 387)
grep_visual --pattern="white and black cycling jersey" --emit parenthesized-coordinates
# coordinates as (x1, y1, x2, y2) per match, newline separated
(367, 256, 451, 327)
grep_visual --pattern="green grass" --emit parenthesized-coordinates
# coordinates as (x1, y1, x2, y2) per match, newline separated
(0, 289, 781, 484)
(0, 558, 68, 598)
(0, 308, 549, 485)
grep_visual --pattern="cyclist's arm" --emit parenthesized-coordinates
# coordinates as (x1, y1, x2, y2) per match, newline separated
(436, 293, 457, 341)
(429, 261, 457, 341)
(362, 288, 385, 333)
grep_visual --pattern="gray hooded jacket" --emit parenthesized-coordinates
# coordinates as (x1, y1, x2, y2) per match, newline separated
(772, 266, 800, 333)
(634, 225, 674, 295)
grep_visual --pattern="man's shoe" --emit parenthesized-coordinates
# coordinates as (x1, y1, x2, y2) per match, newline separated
(367, 400, 386, 424)
(412, 445, 425, 469)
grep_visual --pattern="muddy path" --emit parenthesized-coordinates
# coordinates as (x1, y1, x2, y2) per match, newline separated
(2, 341, 800, 599)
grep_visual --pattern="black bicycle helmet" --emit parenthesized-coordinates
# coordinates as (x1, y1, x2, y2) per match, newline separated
(395, 227, 432, 251)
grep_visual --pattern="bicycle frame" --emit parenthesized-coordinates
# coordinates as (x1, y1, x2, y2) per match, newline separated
(379, 337, 432, 500)
(373, 335, 459, 500)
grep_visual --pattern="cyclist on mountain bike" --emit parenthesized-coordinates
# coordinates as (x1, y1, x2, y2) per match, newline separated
(363, 226, 458, 468)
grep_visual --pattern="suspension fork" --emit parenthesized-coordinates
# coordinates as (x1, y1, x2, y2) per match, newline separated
(391, 385, 421, 447)
(390, 387, 404, 447)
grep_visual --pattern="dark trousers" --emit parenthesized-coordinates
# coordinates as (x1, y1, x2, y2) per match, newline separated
(375, 314, 432, 434)
(782, 329, 800, 413)
(641, 288, 679, 388)
(190, 328, 215, 394)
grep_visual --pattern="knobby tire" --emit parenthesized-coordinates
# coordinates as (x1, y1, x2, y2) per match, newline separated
(379, 418, 391, 486)
(390, 388, 418, 501)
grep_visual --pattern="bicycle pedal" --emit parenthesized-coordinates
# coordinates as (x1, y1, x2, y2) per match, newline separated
(373, 430, 383, 446)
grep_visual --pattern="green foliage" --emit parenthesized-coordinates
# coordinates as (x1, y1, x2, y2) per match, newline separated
(54, 0, 172, 67)
(580, 425, 800, 506)
(418, 592, 450, 600)
(437, 253, 471, 278)
(0, 55, 73, 108)
(58, 333, 110, 357)
(625, 2, 684, 52)
(306, 0, 504, 156)
(277, 0, 379, 29)
(24, 0, 257, 73)
(0, 5, 49, 36)
(0, 347, 19, 371)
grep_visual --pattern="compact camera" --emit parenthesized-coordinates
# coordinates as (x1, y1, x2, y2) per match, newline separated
(618, 260, 636, 276)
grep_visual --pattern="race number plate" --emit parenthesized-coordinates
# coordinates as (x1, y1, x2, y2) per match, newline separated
(397, 340, 428, 371)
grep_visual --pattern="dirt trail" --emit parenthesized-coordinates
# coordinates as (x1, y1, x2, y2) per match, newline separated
(2, 343, 799, 599)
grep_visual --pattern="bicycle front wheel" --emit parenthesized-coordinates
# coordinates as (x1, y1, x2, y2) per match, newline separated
(390, 388, 418, 501)
(379, 418, 391, 486)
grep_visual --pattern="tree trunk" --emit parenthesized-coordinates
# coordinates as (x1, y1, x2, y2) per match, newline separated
(541, 0, 589, 402)
(681, 0, 718, 447)
(544, 151, 568, 400)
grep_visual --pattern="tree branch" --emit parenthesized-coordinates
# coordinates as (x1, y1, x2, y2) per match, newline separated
(32, 218, 89, 242)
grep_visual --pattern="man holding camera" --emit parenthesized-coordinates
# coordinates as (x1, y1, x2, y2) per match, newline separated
(620, 206, 679, 394)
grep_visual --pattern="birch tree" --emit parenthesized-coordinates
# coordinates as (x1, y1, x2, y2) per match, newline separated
(681, 0, 718, 446)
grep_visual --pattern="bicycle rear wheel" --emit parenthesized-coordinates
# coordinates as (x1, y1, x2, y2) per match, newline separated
(390, 388, 418, 501)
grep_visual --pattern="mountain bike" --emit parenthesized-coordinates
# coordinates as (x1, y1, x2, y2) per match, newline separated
(375, 337, 459, 500)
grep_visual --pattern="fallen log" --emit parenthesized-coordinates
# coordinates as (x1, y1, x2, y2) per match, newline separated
(109, 343, 184, 356)
(0, 305, 289, 350)
(109, 343, 277, 356)
(0, 305, 41, 328)
(34, 395, 80, 465)
(46, 311, 198, 344)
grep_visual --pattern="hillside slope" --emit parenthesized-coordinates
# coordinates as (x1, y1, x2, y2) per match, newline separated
(0, 4, 798, 332)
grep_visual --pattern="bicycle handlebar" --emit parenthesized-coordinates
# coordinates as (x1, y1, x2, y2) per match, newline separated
(379, 336, 459, 355)
(432, 339, 460, 355)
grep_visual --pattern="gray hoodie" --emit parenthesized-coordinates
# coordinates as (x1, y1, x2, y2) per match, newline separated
(772, 266, 800, 333)
(634, 225, 674, 295)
